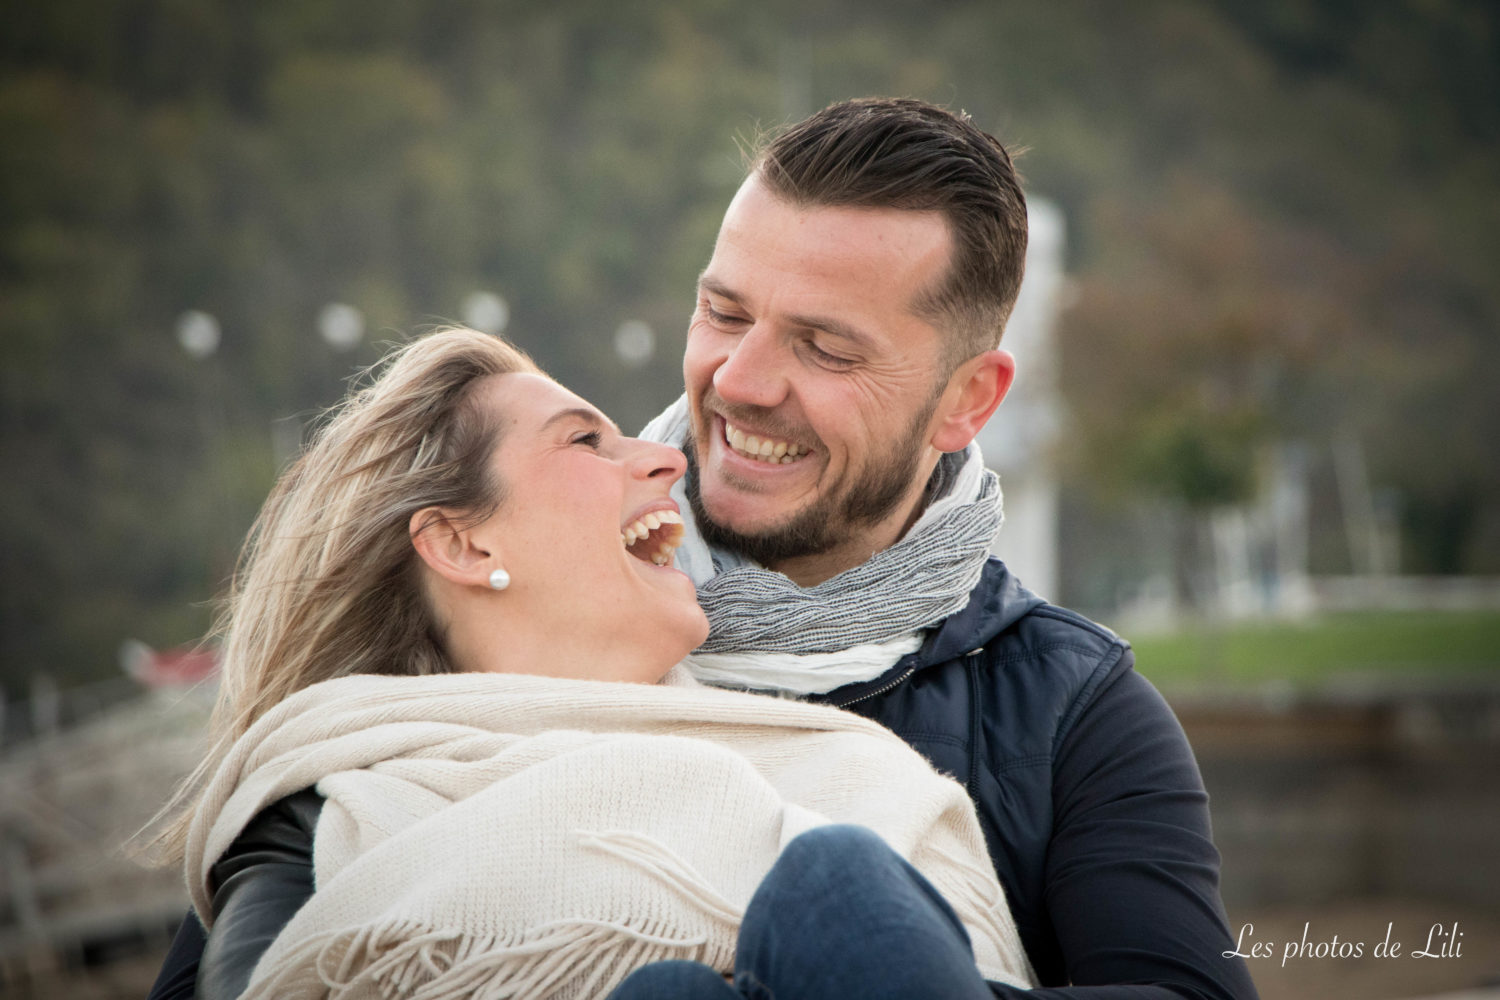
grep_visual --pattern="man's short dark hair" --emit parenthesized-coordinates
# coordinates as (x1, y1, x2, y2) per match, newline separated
(753, 97, 1028, 370)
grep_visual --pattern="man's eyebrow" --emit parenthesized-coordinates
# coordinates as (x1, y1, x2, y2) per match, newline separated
(697, 275, 739, 302)
(541, 407, 619, 436)
(784, 310, 875, 350)
(699, 276, 875, 350)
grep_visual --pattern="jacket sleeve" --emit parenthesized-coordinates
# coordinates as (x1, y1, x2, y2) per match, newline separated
(195, 788, 323, 1000)
(145, 910, 207, 1000)
(987, 650, 1259, 1000)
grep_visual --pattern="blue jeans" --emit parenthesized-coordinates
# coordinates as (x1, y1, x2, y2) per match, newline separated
(605, 824, 996, 1000)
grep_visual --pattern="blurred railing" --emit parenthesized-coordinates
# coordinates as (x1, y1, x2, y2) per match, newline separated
(0, 683, 212, 992)
(1, 675, 148, 750)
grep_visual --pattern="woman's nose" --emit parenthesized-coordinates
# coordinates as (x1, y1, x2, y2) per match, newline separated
(627, 438, 687, 483)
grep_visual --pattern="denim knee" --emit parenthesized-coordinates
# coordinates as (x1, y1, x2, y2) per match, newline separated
(736, 824, 992, 999)
(774, 823, 892, 881)
(748, 823, 928, 932)
(605, 960, 738, 1000)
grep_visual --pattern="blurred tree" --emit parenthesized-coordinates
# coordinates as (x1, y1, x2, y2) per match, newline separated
(1, 0, 1496, 694)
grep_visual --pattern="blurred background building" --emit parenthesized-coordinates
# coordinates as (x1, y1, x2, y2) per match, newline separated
(2, 1, 1498, 997)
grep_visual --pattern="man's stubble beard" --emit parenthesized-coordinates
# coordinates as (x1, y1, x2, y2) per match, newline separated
(683, 397, 940, 567)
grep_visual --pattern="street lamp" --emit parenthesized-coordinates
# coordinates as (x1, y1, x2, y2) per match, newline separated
(318, 302, 365, 352)
(614, 320, 654, 368)
(462, 291, 510, 335)
(176, 310, 220, 360)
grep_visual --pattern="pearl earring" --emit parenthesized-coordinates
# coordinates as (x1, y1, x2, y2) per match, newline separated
(488, 568, 511, 591)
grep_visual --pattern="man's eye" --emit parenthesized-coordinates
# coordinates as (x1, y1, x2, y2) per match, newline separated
(806, 341, 856, 369)
(572, 430, 602, 449)
(705, 301, 747, 326)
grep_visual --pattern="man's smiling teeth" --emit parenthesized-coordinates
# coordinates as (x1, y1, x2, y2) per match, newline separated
(621, 509, 685, 566)
(724, 422, 808, 464)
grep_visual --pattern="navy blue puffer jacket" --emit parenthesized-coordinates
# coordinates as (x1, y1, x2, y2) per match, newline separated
(810, 559, 1257, 999)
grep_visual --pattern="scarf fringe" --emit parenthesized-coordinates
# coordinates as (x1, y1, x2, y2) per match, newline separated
(577, 829, 744, 926)
(242, 915, 722, 1000)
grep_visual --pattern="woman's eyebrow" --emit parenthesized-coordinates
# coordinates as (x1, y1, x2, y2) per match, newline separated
(541, 407, 619, 435)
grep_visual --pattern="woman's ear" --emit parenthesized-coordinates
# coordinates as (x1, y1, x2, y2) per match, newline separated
(409, 507, 496, 587)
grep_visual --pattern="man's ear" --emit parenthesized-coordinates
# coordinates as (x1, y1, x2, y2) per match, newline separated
(929, 349, 1015, 454)
(409, 507, 496, 587)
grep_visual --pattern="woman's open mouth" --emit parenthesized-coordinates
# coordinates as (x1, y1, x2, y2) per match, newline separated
(620, 509, 685, 566)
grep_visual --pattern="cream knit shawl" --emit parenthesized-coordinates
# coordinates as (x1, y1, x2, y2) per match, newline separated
(186, 668, 1034, 999)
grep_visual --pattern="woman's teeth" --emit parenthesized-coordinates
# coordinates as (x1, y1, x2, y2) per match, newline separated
(724, 422, 808, 464)
(621, 509, 685, 566)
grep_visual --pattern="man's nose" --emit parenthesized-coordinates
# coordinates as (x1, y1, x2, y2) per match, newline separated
(712, 325, 788, 411)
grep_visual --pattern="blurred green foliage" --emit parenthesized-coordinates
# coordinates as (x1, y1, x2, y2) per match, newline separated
(1129, 610, 1500, 689)
(2, 0, 1497, 694)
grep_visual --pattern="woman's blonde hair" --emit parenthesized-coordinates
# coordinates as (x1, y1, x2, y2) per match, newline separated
(150, 327, 539, 863)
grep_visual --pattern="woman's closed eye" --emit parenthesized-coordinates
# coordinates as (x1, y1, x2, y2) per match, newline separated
(571, 430, 603, 449)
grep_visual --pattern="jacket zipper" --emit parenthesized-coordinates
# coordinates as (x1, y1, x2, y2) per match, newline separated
(830, 665, 916, 709)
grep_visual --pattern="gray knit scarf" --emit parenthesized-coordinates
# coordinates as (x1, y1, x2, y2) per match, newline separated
(640, 396, 1003, 695)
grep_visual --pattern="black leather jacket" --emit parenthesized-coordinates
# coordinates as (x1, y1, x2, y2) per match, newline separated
(192, 788, 322, 1000)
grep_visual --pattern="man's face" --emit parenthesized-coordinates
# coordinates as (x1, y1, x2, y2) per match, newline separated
(682, 174, 956, 576)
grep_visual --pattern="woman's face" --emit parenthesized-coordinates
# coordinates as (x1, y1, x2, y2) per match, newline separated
(472, 373, 709, 678)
